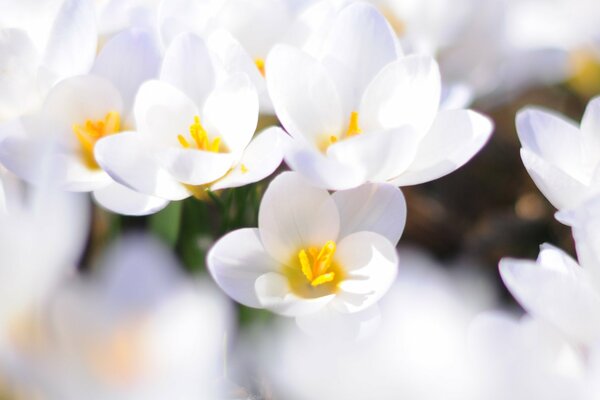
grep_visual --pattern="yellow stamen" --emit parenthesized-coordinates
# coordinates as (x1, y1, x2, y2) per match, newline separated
(254, 58, 266, 77)
(73, 111, 121, 169)
(240, 163, 249, 174)
(179, 115, 222, 152)
(311, 272, 336, 287)
(297, 240, 337, 287)
(346, 111, 362, 137)
(298, 249, 313, 282)
(569, 49, 600, 98)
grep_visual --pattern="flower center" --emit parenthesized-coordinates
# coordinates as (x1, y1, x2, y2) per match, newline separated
(298, 240, 337, 287)
(73, 111, 121, 170)
(320, 111, 362, 152)
(178, 115, 222, 152)
(284, 240, 345, 298)
(254, 58, 266, 77)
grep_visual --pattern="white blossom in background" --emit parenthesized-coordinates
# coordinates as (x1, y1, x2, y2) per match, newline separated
(11, 235, 233, 400)
(208, 172, 405, 337)
(0, 169, 89, 381)
(242, 246, 495, 399)
(468, 311, 586, 400)
(267, 3, 493, 190)
(95, 32, 287, 206)
(157, 0, 311, 113)
(515, 96, 600, 214)
(95, 0, 161, 42)
(0, 29, 173, 216)
(0, 0, 97, 121)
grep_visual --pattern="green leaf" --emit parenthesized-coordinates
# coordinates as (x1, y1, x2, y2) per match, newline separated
(149, 201, 182, 247)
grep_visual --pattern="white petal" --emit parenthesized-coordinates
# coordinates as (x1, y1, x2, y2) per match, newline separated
(93, 182, 169, 216)
(158, 148, 235, 185)
(0, 117, 49, 184)
(46, 152, 112, 192)
(258, 171, 340, 264)
(42, 75, 123, 137)
(160, 32, 215, 109)
(92, 28, 161, 113)
(567, 197, 600, 291)
(360, 55, 441, 135)
(499, 247, 600, 345)
(581, 96, 600, 157)
(255, 272, 335, 317)
(284, 143, 366, 190)
(389, 110, 493, 186)
(207, 228, 279, 308)
(210, 127, 287, 191)
(134, 80, 199, 148)
(158, 0, 213, 47)
(520, 148, 589, 210)
(0, 29, 42, 120)
(202, 73, 258, 156)
(42, 0, 97, 79)
(327, 127, 420, 182)
(94, 131, 190, 201)
(295, 303, 381, 340)
(266, 44, 343, 145)
(516, 108, 587, 182)
(207, 29, 271, 114)
(332, 183, 406, 244)
(322, 2, 398, 111)
(333, 231, 398, 313)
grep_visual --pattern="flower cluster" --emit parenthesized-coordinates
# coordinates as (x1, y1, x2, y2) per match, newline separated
(2, 0, 600, 398)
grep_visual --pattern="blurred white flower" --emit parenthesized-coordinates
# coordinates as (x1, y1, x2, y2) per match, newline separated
(95, 32, 287, 205)
(0, 28, 173, 216)
(158, 0, 309, 113)
(267, 3, 493, 190)
(469, 311, 586, 400)
(516, 96, 600, 213)
(11, 235, 233, 400)
(0, 0, 97, 121)
(500, 239, 600, 348)
(208, 171, 404, 337)
(0, 168, 89, 377)
(95, 0, 161, 42)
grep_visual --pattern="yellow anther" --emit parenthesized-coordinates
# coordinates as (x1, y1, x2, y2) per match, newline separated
(240, 163, 249, 174)
(178, 135, 191, 148)
(179, 115, 222, 153)
(73, 111, 121, 169)
(310, 272, 336, 287)
(299, 249, 313, 282)
(346, 111, 362, 137)
(297, 240, 337, 287)
(254, 58, 266, 77)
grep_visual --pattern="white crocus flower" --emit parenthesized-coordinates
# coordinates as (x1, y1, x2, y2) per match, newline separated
(11, 235, 233, 400)
(516, 96, 600, 214)
(500, 244, 600, 347)
(208, 171, 404, 336)
(0, 29, 171, 215)
(94, 32, 287, 204)
(0, 0, 96, 121)
(267, 3, 493, 190)
(158, 0, 306, 113)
